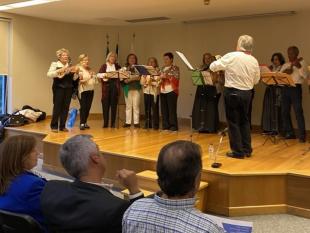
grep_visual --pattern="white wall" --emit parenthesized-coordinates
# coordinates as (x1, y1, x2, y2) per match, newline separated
(129, 10, 310, 127)
(1, 10, 310, 127)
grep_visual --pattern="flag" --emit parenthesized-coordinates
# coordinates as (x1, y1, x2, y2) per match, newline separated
(130, 33, 136, 54)
(116, 33, 119, 56)
(106, 34, 110, 57)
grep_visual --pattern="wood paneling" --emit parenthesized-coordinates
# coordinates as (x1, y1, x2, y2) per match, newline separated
(5, 118, 310, 218)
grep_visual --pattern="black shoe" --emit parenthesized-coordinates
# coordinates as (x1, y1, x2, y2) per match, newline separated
(80, 124, 85, 130)
(144, 123, 152, 129)
(245, 153, 252, 158)
(169, 127, 178, 132)
(285, 134, 296, 139)
(162, 127, 170, 131)
(51, 128, 58, 133)
(153, 127, 159, 130)
(84, 124, 90, 129)
(59, 128, 69, 132)
(226, 152, 244, 159)
(134, 124, 140, 128)
(103, 125, 108, 128)
(198, 129, 210, 133)
(123, 123, 131, 128)
(299, 138, 306, 143)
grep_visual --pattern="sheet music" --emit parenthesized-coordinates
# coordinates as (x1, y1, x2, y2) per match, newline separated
(201, 71, 213, 85)
(176, 51, 195, 70)
(205, 214, 253, 233)
(134, 65, 159, 76)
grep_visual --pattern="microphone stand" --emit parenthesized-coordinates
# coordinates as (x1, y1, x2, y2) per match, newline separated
(212, 128, 227, 168)
(199, 69, 207, 133)
(145, 76, 154, 131)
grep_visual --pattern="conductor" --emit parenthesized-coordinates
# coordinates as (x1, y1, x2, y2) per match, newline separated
(210, 35, 260, 159)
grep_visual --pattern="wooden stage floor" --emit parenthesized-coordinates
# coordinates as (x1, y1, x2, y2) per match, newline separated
(6, 118, 310, 176)
(5, 119, 310, 218)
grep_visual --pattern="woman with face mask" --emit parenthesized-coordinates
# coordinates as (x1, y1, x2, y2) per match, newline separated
(74, 54, 98, 130)
(192, 53, 222, 133)
(47, 48, 77, 132)
(98, 52, 122, 128)
(0, 135, 47, 231)
(122, 54, 141, 128)
(261, 53, 293, 135)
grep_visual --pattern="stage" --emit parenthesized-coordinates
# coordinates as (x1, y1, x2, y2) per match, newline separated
(5, 118, 310, 218)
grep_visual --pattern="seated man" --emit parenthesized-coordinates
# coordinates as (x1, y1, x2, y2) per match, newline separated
(41, 135, 143, 233)
(122, 140, 224, 233)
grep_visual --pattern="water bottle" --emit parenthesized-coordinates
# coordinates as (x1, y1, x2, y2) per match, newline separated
(66, 108, 78, 130)
(208, 144, 215, 161)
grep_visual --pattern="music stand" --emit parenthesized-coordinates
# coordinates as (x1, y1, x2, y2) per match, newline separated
(134, 65, 159, 76)
(261, 72, 295, 146)
(106, 71, 130, 80)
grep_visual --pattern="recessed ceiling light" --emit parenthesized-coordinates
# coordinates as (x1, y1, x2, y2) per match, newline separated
(204, 0, 210, 5)
(0, 0, 61, 11)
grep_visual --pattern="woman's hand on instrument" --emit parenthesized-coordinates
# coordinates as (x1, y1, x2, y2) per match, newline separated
(69, 66, 78, 73)
(283, 68, 293, 75)
(160, 73, 167, 79)
(57, 67, 67, 75)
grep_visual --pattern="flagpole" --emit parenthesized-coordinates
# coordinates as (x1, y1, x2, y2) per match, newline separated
(106, 34, 110, 58)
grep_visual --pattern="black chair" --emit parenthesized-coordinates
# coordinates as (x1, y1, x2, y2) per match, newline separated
(0, 210, 43, 233)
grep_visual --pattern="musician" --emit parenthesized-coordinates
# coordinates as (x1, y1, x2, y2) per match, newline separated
(74, 54, 97, 130)
(140, 57, 161, 130)
(261, 53, 292, 134)
(160, 52, 180, 131)
(98, 52, 121, 128)
(210, 35, 260, 159)
(122, 54, 141, 128)
(192, 53, 222, 133)
(281, 46, 309, 142)
(47, 48, 77, 132)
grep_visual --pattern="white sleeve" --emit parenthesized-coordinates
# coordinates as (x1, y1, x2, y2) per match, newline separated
(97, 73, 106, 79)
(73, 73, 79, 81)
(299, 60, 309, 79)
(280, 63, 289, 73)
(47, 62, 59, 78)
(253, 62, 261, 85)
(210, 53, 231, 72)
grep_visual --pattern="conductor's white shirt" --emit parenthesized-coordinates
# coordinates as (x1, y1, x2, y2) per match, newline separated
(280, 60, 309, 84)
(210, 51, 260, 90)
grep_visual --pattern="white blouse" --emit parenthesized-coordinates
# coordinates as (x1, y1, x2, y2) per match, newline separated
(74, 66, 98, 95)
(47, 61, 69, 79)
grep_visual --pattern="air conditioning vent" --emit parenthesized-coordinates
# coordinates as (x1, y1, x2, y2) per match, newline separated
(126, 17, 170, 23)
(183, 11, 296, 24)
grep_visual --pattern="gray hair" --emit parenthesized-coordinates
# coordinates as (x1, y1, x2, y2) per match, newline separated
(106, 51, 117, 63)
(59, 134, 98, 179)
(56, 48, 69, 59)
(237, 35, 254, 52)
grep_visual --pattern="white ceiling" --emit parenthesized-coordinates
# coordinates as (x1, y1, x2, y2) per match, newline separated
(1, 0, 310, 25)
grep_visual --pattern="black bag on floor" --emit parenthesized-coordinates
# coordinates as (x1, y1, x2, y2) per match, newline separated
(6, 115, 27, 127)
(22, 105, 46, 122)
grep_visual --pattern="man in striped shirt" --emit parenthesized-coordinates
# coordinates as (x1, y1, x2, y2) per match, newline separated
(122, 140, 224, 233)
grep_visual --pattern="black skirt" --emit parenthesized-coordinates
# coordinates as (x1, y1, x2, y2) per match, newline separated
(261, 85, 292, 134)
(192, 85, 220, 133)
